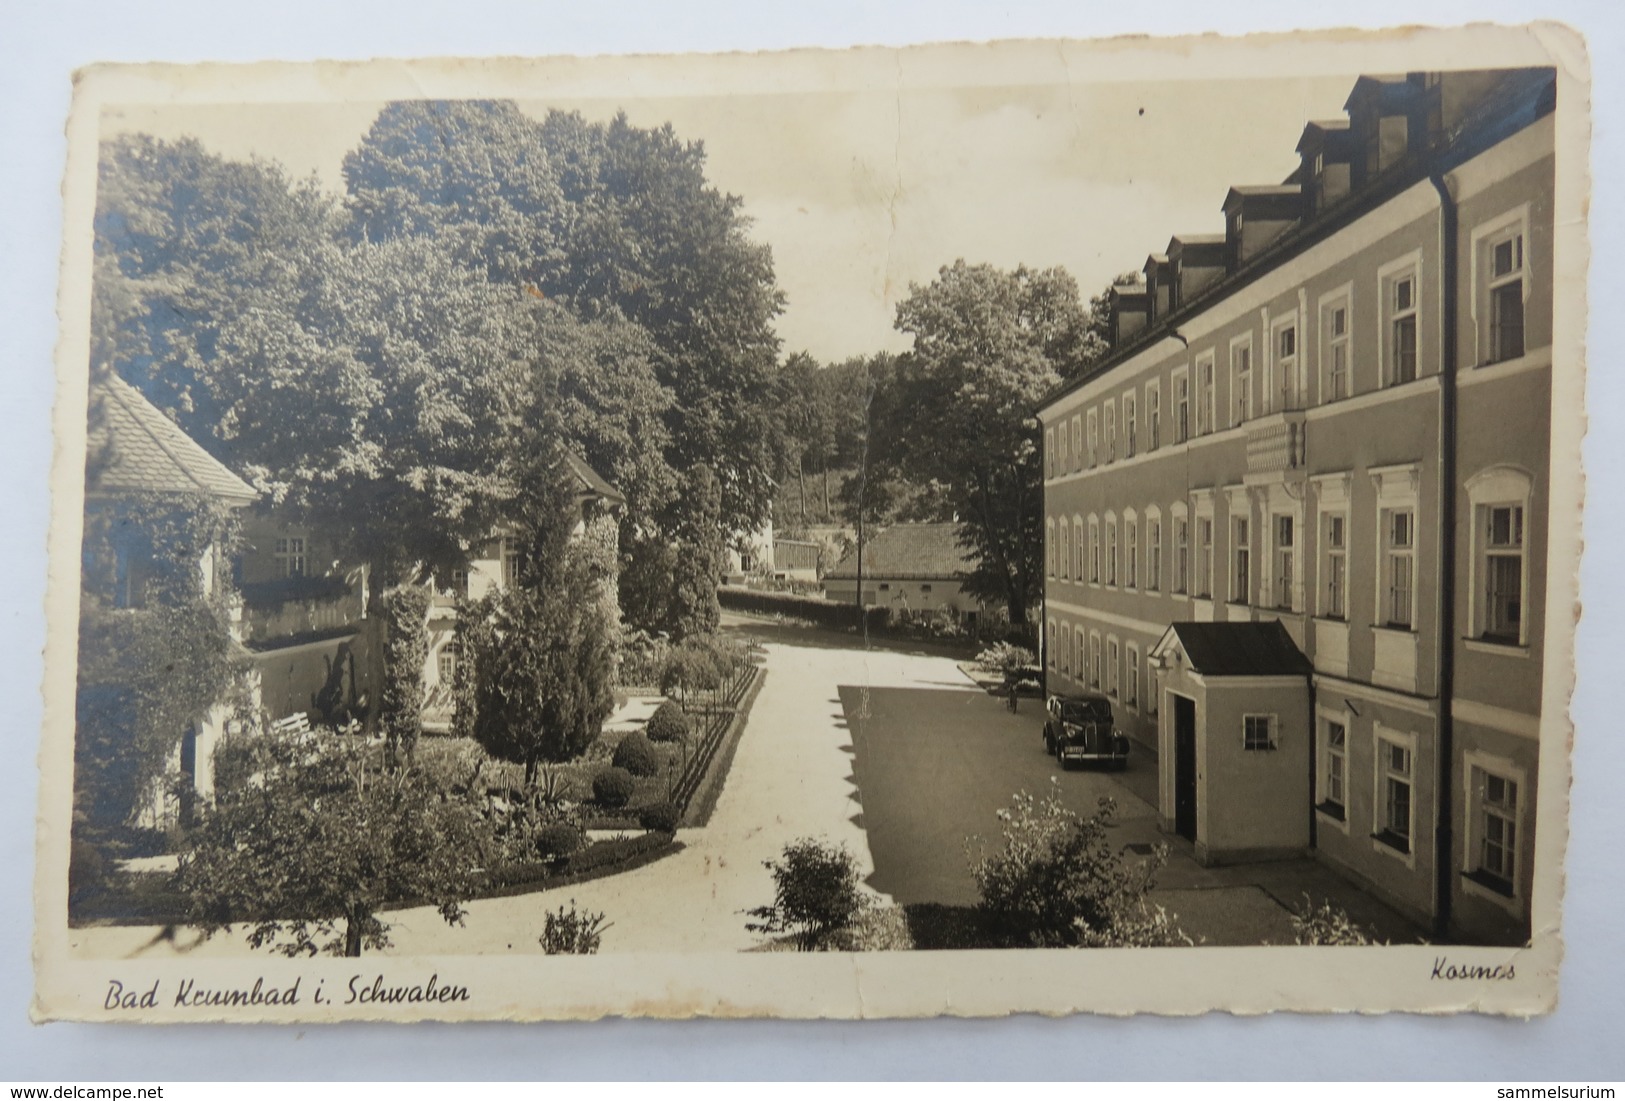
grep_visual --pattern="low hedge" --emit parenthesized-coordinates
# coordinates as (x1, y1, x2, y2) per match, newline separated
(638, 801, 682, 833)
(717, 587, 891, 632)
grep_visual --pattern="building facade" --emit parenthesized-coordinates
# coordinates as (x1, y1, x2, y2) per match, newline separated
(1037, 69, 1554, 944)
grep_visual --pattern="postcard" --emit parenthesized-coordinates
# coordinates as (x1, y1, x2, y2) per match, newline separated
(35, 22, 1588, 1021)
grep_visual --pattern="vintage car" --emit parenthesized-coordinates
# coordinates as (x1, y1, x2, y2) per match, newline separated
(1043, 692, 1130, 769)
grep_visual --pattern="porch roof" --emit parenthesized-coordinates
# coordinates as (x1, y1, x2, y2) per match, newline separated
(1151, 620, 1312, 678)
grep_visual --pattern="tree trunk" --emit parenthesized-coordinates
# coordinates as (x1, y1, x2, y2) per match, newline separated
(344, 910, 364, 958)
(822, 467, 830, 521)
(361, 559, 390, 742)
(798, 456, 808, 526)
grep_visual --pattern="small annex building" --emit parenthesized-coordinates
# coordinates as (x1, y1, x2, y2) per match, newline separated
(821, 522, 991, 625)
(1150, 621, 1313, 866)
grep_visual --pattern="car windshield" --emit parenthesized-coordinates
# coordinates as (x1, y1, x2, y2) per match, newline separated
(1059, 698, 1112, 724)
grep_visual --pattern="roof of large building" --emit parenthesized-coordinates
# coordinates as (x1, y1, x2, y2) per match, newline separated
(1152, 620, 1313, 678)
(87, 374, 257, 504)
(824, 522, 976, 580)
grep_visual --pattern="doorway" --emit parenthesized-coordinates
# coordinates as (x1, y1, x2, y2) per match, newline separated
(1172, 693, 1197, 841)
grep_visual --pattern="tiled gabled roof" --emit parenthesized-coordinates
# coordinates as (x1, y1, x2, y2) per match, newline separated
(825, 522, 976, 580)
(87, 374, 257, 504)
(562, 450, 625, 506)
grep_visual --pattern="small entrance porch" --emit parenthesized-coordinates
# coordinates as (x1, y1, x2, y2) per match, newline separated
(1150, 620, 1314, 867)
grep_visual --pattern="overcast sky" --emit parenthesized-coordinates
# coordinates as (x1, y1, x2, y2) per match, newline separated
(105, 69, 1357, 364)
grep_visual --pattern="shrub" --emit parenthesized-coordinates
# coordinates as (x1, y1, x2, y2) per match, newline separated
(1290, 895, 1382, 945)
(611, 731, 660, 777)
(968, 782, 1190, 948)
(592, 766, 635, 808)
(638, 801, 682, 833)
(644, 701, 690, 743)
(564, 832, 674, 876)
(534, 822, 585, 861)
(746, 838, 871, 951)
(975, 642, 1037, 678)
(539, 900, 610, 955)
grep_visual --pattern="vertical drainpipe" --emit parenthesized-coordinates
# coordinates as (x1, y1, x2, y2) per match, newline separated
(1429, 169, 1460, 942)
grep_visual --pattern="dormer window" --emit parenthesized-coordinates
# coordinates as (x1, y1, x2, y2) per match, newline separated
(1314, 151, 1324, 175)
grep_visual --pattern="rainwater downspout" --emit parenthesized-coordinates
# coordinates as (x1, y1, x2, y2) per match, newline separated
(1429, 170, 1460, 942)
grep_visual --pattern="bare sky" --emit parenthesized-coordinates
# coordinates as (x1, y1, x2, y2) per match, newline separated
(105, 71, 1356, 363)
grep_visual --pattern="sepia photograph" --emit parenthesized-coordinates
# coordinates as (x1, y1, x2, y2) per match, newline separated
(31, 21, 1588, 1023)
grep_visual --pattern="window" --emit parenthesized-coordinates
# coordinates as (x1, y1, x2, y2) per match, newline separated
(1474, 207, 1531, 366)
(437, 642, 460, 685)
(1069, 628, 1080, 681)
(1243, 714, 1277, 751)
(1381, 258, 1422, 386)
(1058, 624, 1071, 676)
(1232, 516, 1251, 605)
(1173, 515, 1189, 595)
(274, 535, 307, 579)
(1146, 514, 1162, 592)
(1321, 718, 1347, 815)
(1467, 466, 1533, 645)
(1072, 516, 1084, 580)
(1045, 428, 1056, 479)
(1047, 618, 1058, 668)
(1272, 321, 1300, 412)
(1107, 637, 1120, 696)
(1197, 516, 1214, 598)
(1466, 761, 1522, 895)
(1125, 514, 1138, 588)
(1146, 382, 1162, 451)
(1323, 294, 1352, 401)
(1105, 404, 1117, 462)
(1483, 505, 1525, 642)
(450, 567, 469, 597)
(1089, 516, 1101, 584)
(1046, 518, 1055, 577)
(1106, 515, 1119, 586)
(1323, 513, 1348, 619)
(1383, 510, 1415, 629)
(1272, 514, 1295, 610)
(1087, 409, 1099, 467)
(1230, 336, 1253, 425)
(1375, 733, 1414, 854)
(1123, 392, 1138, 457)
(1070, 416, 1083, 473)
(1058, 520, 1070, 580)
(920, 584, 933, 593)
(1126, 644, 1140, 707)
(1058, 417, 1071, 470)
(501, 536, 524, 588)
(1173, 370, 1190, 444)
(878, 583, 890, 591)
(1195, 353, 1216, 435)
(1089, 633, 1102, 689)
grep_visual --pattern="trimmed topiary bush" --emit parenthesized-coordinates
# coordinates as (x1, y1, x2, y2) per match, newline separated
(612, 731, 660, 777)
(638, 801, 682, 833)
(535, 822, 585, 861)
(644, 701, 690, 743)
(592, 766, 636, 808)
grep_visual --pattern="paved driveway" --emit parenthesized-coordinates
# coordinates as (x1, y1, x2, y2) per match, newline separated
(838, 681, 1161, 906)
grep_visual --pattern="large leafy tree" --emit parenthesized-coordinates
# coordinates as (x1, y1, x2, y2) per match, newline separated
(887, 260, 1092, 624)
(93, 134, 341, 445)
(342, 100, 569, 288)
(342, 102, 786, 529)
